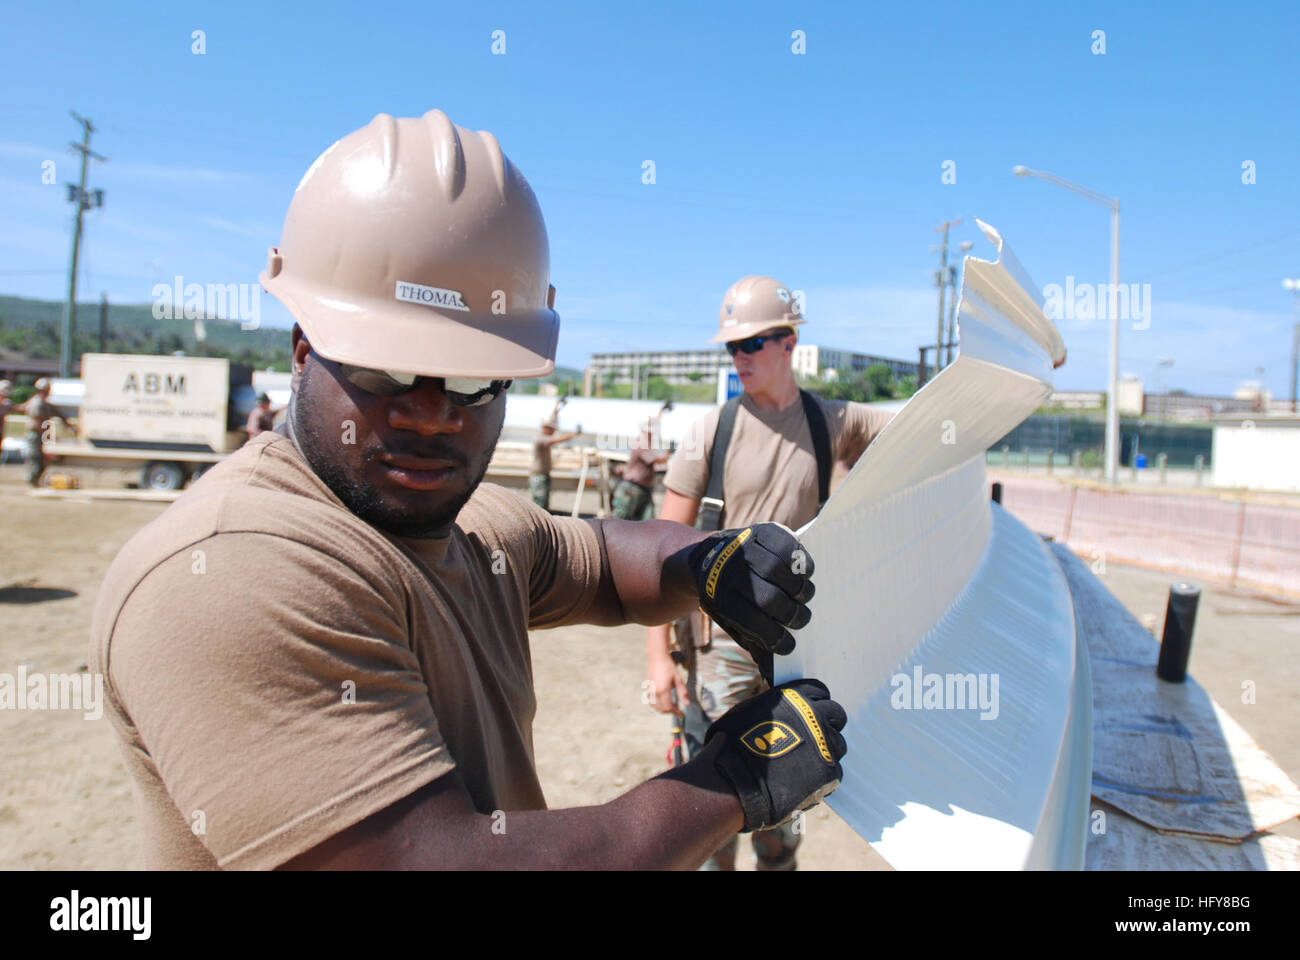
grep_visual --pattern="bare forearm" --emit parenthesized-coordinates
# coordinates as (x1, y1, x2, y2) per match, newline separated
(646, 622, 673, 662)
(487, 747, 741, 869)
(595, 517, 708, 624)
(284, 745, 742, 870)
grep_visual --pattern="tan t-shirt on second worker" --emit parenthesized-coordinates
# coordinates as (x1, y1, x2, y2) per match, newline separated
(664, 392, 893, 532)
(89, 430, 616, 870)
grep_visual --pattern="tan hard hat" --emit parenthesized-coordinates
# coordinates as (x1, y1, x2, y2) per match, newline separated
(260, 110, 559, 379)
(711, 275, 805, 344)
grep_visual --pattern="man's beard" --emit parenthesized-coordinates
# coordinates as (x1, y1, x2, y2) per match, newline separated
(290, 367, 500, 538)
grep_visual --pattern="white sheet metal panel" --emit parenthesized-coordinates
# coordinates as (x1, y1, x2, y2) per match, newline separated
(777, 220, 1089, 869)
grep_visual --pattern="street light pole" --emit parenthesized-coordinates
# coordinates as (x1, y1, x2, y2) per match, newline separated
(1283, 279, 1300, 414)
(1013, 165, 1121, 483)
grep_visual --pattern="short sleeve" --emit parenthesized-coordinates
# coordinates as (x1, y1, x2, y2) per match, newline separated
(107, 532, 454, 870)
(662, 407, 721, 501)
(836, 401, 894, 465)
(524, 508, 613, 628)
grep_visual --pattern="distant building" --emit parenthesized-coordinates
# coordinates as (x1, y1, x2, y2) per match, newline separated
(1051, 376, 1272, 420)
(586, 343, 916, 394)
(790, 344, 915, 381)
(586, 348, 728, 390)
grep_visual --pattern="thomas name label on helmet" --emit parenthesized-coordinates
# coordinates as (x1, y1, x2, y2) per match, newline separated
(395, 281, 470, 312)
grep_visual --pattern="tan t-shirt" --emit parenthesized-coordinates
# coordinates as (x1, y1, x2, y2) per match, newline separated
(621, 448, 661, 489)
(531, 435, 552, 476)
(89, 431, 614, 869)
(663, 392, 892, 531)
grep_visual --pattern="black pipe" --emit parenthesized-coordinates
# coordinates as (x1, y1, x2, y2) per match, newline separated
(1156, 582, 1201, 683)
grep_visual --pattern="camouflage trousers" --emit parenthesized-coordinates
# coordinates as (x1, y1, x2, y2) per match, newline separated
(528, 474, 551, 511)
(24, 431, 44, 487)
(683, 632, 801, 871)
(611, 479, 654, 521)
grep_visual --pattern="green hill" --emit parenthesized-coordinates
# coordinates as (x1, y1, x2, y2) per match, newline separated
(0, 294, 586, 389)
(0, 294, 293, 371)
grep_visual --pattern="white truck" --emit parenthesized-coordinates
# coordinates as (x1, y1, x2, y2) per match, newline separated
(43, 353, 256, 491)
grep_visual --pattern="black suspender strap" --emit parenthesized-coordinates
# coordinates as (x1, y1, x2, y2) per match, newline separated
(800, 389, 832, 508)
(697, 395, 741, 532)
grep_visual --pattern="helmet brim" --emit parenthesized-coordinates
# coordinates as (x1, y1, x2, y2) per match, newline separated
(263, 271, 559, 379)
(709, 316, 805, 344)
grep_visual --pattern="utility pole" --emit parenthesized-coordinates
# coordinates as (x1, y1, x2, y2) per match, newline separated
(60, 111, 107, 378)
(932, 218, 962, 377)
(98, 292, 109, 353)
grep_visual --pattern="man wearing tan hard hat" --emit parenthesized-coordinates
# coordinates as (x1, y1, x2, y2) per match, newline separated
(647, 275, 894, 870)
(90, 111, 847, 869)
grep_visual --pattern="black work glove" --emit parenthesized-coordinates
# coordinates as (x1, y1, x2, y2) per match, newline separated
(706, 679, 847, 832)
(687, 523, 814, 667)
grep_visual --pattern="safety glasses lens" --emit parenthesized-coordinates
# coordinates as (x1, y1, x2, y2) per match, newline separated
(444, 378, 511, 407)
(341, 366, 413, 396)
(340, 364, 509, 406)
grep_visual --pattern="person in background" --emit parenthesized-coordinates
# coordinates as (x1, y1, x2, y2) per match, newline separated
(246, 393, 284, 440)
(529, 399, 579, 511)
(612, 406, 670, 521)
(645, 275, 893, 871)
(0, 380, 12, 465)
(19, 378, 78, 487)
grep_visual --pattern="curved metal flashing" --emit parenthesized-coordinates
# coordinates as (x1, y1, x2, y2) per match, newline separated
(777, 221, 1089, 869)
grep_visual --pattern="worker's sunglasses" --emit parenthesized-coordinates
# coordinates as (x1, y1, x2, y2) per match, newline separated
(726, 330, 790, 357)
(339, 364, 511, 407)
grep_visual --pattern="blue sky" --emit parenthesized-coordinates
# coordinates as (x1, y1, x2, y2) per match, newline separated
(2, 0, 1297, 395)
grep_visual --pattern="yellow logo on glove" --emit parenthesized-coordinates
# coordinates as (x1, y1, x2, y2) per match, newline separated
(704, 527, 752, 600)
(739, 721, 802, 758)
(783, 689, 834, 764)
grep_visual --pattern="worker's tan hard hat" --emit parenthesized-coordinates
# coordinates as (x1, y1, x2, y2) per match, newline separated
(711, 275, 805, 344)
(260, 110, 559, 379)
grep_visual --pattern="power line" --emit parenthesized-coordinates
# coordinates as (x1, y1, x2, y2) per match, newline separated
(1139, 227, 1300, 281)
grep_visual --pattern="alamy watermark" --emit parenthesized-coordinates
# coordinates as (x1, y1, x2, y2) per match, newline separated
(50, 890, 150, 940)
(1042, 276, 1151, 331)
(152, 275, 262, 330)
(0, 666, 103, 720)
(890, 666, 999, 720)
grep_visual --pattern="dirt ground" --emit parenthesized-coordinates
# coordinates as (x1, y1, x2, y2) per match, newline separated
(0, 462, 886, 870)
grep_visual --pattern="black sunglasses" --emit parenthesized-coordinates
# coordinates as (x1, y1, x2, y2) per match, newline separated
(726, 330, 790, 357)
(338, 364, 512, 407)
